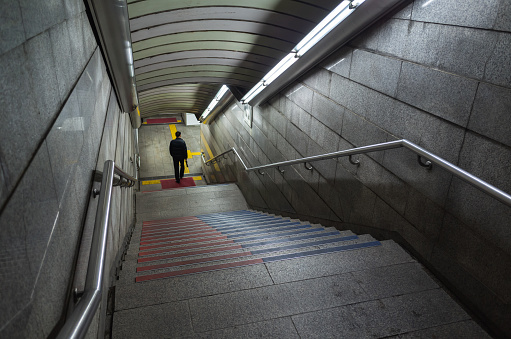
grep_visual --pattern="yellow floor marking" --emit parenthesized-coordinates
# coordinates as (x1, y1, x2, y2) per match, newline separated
(142, 180, 161, 185)
(169, 124, 177, 139)
(200, 130, 221, 172)
(193, 176, 202, 181)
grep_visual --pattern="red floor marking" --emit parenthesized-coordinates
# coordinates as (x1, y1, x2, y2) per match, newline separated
(146, 117, 178, 124)
(139, 235, 228, 251)
(138, 244, 243, 263)
(140, 231, 222, 245)
(136, 258, 264, 282)
(138, 240, 235, 256)
(142, 221, 209, 232)
(141, 226, 215, 239)
(161, 178, 196, 189)
(143, 216, 200, 226)
(137, 251, 253, 272)
(141, 230, 221, 243)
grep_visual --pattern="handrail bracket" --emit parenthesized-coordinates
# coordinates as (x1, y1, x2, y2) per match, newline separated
(417, 155, 432, 170)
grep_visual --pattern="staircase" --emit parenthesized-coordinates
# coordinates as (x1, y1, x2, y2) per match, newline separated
(111, 184, 490, 338)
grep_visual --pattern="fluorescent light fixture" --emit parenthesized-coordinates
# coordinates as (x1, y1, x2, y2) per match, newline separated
(242, 82, 265, 104)
(200, 85, 229, 120)
(296, 0, 365, 56)
(262, 53, 298, 85)
(241, 0, 365, 104)
(241, 52, 299, 103)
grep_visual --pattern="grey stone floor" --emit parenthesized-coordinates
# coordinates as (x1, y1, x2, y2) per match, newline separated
(138, 121, 203, 180)
(111, 184, 491, 339)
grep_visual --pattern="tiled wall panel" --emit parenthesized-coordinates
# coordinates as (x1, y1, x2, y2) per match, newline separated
(0, 3, 136, 337)
(202, 1, 511, 335)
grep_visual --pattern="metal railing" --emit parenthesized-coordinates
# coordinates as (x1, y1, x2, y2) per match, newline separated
(202, 139, 511, 207)
(57, 160, 136, 339)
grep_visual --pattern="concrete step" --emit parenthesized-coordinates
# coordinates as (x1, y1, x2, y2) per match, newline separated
(126, 222, 329, 258)
(132, 234, 377, 276)
(113, 239, 489, 339)
(119, 232, 375, 282)
(118, 231, 381, 285)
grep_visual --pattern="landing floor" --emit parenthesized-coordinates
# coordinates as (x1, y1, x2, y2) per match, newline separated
(138, 117, 206, 191)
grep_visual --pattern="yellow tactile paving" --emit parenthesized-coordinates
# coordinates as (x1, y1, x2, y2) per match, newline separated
(200, 130, 221, 172)
(169, 124, 178, 139)
(142, 180, 161, 185)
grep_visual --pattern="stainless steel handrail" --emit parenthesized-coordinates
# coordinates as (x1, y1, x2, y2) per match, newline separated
(202, 139, 511, 207)
(57, 160, 136, 339)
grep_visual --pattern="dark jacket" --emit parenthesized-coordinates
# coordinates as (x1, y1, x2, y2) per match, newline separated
(169, 138, 188, 159)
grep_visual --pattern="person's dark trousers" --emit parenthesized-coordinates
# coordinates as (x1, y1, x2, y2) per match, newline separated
(173, 157, 185, 182)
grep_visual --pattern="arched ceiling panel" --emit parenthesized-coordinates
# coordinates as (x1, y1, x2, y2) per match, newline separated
(136, 58, 270, 75)
(133, 32, 294, 54)
(130, 7, 315, 34)
(127, 0, 340, 118)
(137, 65, 264, 82)
(128, 1, 330, 20)
(131, 20, 304, 43)
(133, 41, 287, 61)
(134, 50, 278, 70)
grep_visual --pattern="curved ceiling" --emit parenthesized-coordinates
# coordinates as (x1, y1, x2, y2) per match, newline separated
(127, 0, 340, 118)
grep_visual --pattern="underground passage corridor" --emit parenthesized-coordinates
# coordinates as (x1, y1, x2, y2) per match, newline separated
(1, 0, 510, 338)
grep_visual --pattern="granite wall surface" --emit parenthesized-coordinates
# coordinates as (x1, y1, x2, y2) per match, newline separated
(201, 0, 511, 336)
(0, 1, 136, 337)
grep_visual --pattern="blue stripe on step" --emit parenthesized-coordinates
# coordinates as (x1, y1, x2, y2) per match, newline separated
(227, 225, 311, 238)
(219, 222, 302, 234)
(232, 227, 321, 243)
(214, 220, 295, 231)
(250, 235, 359, 255)
(262, 241, 382, 263)
(196, 210, 254, 218)
(242, 231, 344, 248)
(201, 216, 282, 226)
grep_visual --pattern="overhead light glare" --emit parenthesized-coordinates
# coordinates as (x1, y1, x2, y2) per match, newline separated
(262, 53, 298, 85)
(241, 82, 265, 104)
(200, 85, 230, 121)
(295, 0, 365, 57)
(241, 0, 366, 105)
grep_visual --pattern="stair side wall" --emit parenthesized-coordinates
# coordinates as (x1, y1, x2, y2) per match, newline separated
(200, 1, 511, 336)
(0, 2, 136, 337)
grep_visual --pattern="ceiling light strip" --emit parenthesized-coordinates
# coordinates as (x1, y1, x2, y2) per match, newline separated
(200, 85, 230, 121)
(241, 0, 365, 104)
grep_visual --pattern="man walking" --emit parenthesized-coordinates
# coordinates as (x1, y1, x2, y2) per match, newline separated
(169, 131, 188, 183)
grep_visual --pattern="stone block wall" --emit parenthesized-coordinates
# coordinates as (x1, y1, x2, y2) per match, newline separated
(0, 1, 136, 337)
(201, 0, 511, 335)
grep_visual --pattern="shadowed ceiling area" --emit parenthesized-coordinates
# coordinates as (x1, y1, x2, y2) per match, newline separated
(127, 0, 340, 118)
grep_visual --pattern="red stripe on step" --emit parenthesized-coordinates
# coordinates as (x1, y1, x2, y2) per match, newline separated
(141, 226, 216, 240)
(141, 230, 221, 243)
(136, 258, 264, 282)
(137, 251, 252, 272)
(140, 232, 222, 245)
(142, 219, 208, 228)
(138, 240, 235, 257)
(139, 235, 228, 251)
(143, 216, 200, 226)
(141, 223, 210, 234)
(138, 244, 243, 263)
(142, 223, 210, 233)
